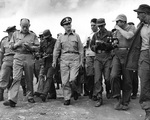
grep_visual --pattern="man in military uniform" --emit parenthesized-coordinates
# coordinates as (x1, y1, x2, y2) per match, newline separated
(126, 4, 150, 119)
(83, 18, 98, 99)
(0, 26, 17, 101)
(36, 29, 57, 102)
(90, 18, 114, 107)
(3, 18, 39, 107)
(110, 14, 136, 110)
(52, 17, 83, 105)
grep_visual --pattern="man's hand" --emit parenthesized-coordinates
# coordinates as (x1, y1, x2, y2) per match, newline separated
(52, 62, 56, 68)
(23, 43, 32, 51)
(14, 40, 24, 48)
(114, 25, 121, 31)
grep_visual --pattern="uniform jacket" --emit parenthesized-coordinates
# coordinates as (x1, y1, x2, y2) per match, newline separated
(40, 37, 56, 66)
(125, 22, 144, 70)
(90, 28, 113, 53)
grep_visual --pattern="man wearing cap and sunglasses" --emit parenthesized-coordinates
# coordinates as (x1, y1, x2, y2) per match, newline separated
(126, 4, 150, 120)
(110, 14, 136, 110)
(52, 17, 83, 105)
(3, 18, 40, 107)
(90, 18, 114, 107)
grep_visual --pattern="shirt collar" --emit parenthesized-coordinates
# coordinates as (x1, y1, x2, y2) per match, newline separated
(19, 30, 30, 34)
(64, 31, 74, 35)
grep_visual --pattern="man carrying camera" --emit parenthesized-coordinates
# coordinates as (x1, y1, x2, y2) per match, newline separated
(90, 18, 114, 107)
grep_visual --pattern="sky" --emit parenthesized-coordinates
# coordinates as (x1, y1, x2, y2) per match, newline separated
(0, 0, 149, 42)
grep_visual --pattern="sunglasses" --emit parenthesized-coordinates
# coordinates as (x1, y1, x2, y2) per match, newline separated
(116, 20, 124, 23)
(63, 23, 71, 26)
(98, 25, 104, 27)
(91, 24, 96, 27)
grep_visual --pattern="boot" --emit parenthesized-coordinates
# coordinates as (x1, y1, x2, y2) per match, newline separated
(0, 88, 4, 101)
(145, 110, 150, 120)
(95, 98, 103, 107)
(106, 90, 111, 99)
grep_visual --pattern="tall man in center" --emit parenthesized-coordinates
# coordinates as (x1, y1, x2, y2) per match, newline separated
(52, 17, 83, 105)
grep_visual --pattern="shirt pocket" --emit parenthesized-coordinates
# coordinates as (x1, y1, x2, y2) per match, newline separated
(70, 39, 78, 50)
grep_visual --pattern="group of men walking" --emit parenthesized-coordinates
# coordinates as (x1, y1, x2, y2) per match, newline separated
(0, 3, 150, 120)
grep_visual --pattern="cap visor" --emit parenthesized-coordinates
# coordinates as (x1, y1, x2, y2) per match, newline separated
(134, 9, 143, 13)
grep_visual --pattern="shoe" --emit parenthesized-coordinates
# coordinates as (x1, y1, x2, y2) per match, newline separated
(122, 104, 129, 110)
(95, 99, 103, 107)
(47, 95, 56, 99)
(73, 91, 78, 100)
(131, 94, 137, 99)
(28, 98, 35, 103)
(40, 94, 46, 102)
(64, 100, 70, 105)
(92, 96, 97, 101)
(3, 100, 16, 107)
(145, 111, 150, 120)
(106, 92, 112, 99)
(34, 92, 41, 97)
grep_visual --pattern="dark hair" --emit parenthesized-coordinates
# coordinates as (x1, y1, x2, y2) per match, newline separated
(91, 18, 97, 24)
(128, 22, 135, 25)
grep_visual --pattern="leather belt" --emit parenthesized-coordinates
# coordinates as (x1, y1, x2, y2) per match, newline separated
(16, 51, 32, 54)
(65, 51, 79, 54)
(117, 48, 129, 50)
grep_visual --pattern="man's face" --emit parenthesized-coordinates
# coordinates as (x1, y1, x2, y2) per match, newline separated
(63, 23, 72, 32)
(21, 25, 30, 34)
(8, 31, 14, 39)
(91, 22, 98, 32)
(116, 20, 125, 28)
(20, 19, 30, 34)
(97, 24, 105, 31)
(137, 12, 146, 22)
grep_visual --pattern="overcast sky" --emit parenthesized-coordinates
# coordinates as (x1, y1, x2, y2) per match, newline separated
(0, 0, 149, 41)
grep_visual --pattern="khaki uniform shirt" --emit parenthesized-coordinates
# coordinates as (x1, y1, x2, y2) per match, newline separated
(9, 30, 39, 53)
(53, 32, 83, 63)
(0, 36, 15, 62)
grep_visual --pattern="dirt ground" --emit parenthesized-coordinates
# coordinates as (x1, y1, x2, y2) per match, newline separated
(0, 83, 146, 120)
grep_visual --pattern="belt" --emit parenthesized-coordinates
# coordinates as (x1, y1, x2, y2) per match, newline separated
(117, 48, 129, 50)
(16, 51, 32, 54)
(97, 50, 106, 54)
(64, 51, 79, 54)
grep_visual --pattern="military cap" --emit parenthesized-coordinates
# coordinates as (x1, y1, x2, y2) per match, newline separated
(96, 18, 106, 26)
(134, 4, 150, 14)
(113, 14, 127, 22)
(43, 29, 52, 39)
(38, 32, 43, 38)
(60, 17, 72, 26)
(3, 26, 16, 32)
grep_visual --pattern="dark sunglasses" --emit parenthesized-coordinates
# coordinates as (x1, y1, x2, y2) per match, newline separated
(64, 23, 71, 26)
(116, 20, 123, 23)
(91, 24, 96, 27)
(98, 25, 104, 27)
